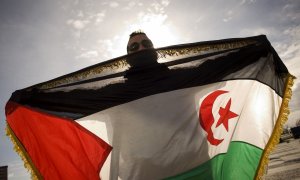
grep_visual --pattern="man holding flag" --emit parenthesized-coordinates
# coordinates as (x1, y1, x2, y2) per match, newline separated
(5, 31, 295, 179)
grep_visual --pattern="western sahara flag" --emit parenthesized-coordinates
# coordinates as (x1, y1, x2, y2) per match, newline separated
(5, 35, 294, 180)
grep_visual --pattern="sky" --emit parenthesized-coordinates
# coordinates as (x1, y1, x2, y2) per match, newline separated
(0, 0, 299, 179)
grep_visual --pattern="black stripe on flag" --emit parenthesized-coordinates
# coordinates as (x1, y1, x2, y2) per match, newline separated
(8, 35, 288, 120)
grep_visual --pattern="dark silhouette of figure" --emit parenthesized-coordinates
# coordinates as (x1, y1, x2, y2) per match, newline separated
(125, 31, 169, 79)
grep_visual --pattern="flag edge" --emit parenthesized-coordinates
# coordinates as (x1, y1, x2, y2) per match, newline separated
(6, 101, 113, 179)
(254, 73, 296, 179)
(6, 122, 43, 180)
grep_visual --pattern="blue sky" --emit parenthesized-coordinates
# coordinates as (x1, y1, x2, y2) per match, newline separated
(0, 0, 299, 179)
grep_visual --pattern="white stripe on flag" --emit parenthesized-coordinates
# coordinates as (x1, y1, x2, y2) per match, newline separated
(76, 79, 282, 180)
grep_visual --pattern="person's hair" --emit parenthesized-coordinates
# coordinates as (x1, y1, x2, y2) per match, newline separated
(129, 30, 146, 38)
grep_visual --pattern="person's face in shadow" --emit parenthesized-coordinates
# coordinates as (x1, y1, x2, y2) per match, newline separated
(126, 34, 158, 68)
(127, 34, 154, 53)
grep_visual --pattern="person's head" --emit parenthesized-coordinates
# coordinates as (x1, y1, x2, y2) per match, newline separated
(127, 31, 154, 54)
(126, 31, 158, 68)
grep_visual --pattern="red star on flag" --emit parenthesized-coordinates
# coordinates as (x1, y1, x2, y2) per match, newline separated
(216, 98, 238, 131)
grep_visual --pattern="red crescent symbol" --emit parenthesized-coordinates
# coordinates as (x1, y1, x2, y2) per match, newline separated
(199, 90, 228, 146)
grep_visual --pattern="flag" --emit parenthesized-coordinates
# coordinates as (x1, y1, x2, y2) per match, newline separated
(5, 35, 294, 180)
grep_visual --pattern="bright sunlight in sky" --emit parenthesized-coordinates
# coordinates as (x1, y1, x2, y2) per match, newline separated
(107, 13, 181, 58)
(129, 14, 180, 48)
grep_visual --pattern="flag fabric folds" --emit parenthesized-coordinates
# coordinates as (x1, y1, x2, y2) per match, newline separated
(5, 35, 294, 180)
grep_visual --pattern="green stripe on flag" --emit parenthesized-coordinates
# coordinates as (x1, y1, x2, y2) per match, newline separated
(165, 142, 263, 180)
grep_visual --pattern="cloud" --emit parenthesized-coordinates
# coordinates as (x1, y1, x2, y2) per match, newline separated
(276, 26, 300, 88)
(287, 110, 300, 127)
(93, 11, 106, 24)
(273, 25, 300, 126)
(96, 39, 118, 60)
(7, 161, 30, 179)
(77, 50, 98, 59)
(65, 10, 106, 40)
(239, 0, 256, 5)
(67, 19, 90, 30)
(161, 0, 170, 7)
(67, 10, 106, 28)
(64, 0, 174, 60)
(282, 3, 300, 21)
(137, 13, 168, 26)
(109, 2, 119, 8)
(77, 10, 84, 17)
(101, 1, 119, 8)
(283, 25, 300, 39)
(223, 10, 233, 22)
(76, 50, 100, 64)
(280, 43, 300, 65)
(148, 0, 170, 14)
(239, 27, 272, 37)
(123, 1, 142, 10)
